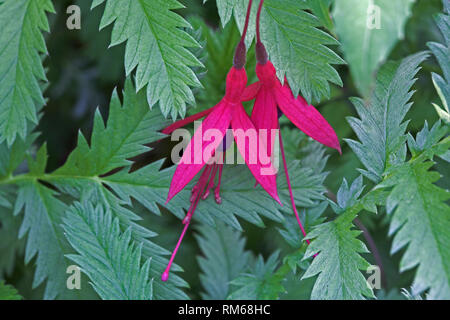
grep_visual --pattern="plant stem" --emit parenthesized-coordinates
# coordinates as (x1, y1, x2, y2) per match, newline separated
(241, 0, 253, 42)
(256, 0, 264, 43)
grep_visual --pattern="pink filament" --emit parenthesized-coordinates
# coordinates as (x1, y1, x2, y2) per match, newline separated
(163, 165, 212, 282)
(202, 163, 219, 200)
(279, 130, 310, 245)
(214, 154, 225, 204)
(162, 221, 190, 282)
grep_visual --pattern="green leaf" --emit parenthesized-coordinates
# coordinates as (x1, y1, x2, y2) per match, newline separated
(63, 202, 153, 300)
(330, 175, 364, 214)
(278, 201, 327, 248)
(92, 0, 203, 119)
(303, 0, 333, 30)
(60, 180, 189, 300)
(302, 207, 374, 299)
(346, 52, 429, 183)
(195, 221, 250, 300)
(406, 121, 448, 158)
(333, 0, 416, 96)
(377, 157, 450, 299)
(0, 134, 37, 179)
(0, 281, 22, 300)
(228, 251, 285, 300)
(428, 5, 450, 124)
(0, 0, 54, 145)
(55, 79, 170, 177)
(13, 180, 75, 299)
(210, 0, 344, 104)
(0, 190, 25, 278)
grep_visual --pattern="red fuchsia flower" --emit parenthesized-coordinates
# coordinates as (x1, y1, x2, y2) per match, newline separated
(161, 0, 280, 282)
(243, 0, 341, 243)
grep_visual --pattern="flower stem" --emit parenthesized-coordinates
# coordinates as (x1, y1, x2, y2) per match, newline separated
(234, 0, 253, 68)
(256, 0, 264, 44)
(255, 0, 268, 64)
(279, 129, 310, 244)
(241, 0, 253, 43)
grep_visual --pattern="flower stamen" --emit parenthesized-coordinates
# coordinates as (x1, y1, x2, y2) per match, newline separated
(163, 165, 213, 282)
(202, 163, 218, 200)
(279, 129, 311, 244)
(214, 154, 225, 204)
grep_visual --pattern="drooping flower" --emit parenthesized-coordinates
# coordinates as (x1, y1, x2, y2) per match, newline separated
(161, 0, 279, 282)
(243, 0, 341, 242)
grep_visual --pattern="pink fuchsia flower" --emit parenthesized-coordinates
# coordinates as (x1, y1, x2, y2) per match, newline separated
(164, 66, 280, 205)
(243, 0, 341, 242)
(161, 0, 279, 282)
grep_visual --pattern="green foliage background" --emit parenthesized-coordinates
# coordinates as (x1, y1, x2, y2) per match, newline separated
(0, 0, 448, 300)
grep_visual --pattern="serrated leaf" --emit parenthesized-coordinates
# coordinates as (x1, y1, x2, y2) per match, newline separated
(302, 210, 374, 300)
(55, 79, 170, 176)
(406, 121, 448, 158)
(228, 251, 285, 300)
(330, 175, 364, 214)
(195, 221, 250, 300)
(303, 0, 333, 30)
(346, 52, 429, 183)
(13, 180, 75, 299)
(278, 201, 327, 248)
(56, 179, 189, 300)
(0, 281, 22, 300)
(0, 0, 54, 145)
(93, 0, 203, 119)
(333, 0, 416, 96)
(63, 202, 153, 300)
(377, 159, 450, 299)
(0, 133, 37, 179)
(428, 6, 450, 123)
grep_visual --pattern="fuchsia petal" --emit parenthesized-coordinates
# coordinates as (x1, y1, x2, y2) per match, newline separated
(241, 82, 262, 101)
(162, 107, 214, 135)
(167, 102, 232, 202)
(251, 86, 278, 158)
(231, 103, 281, 204)
(275, 84, 341, 153)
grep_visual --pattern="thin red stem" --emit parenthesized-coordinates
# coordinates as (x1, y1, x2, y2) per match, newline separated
(256, 0, 264, 43)
(240, 0, 253, 42)
(162, 166, 211, 282)
(279, 130, 310, 244)
(162, 221, 190, 282)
